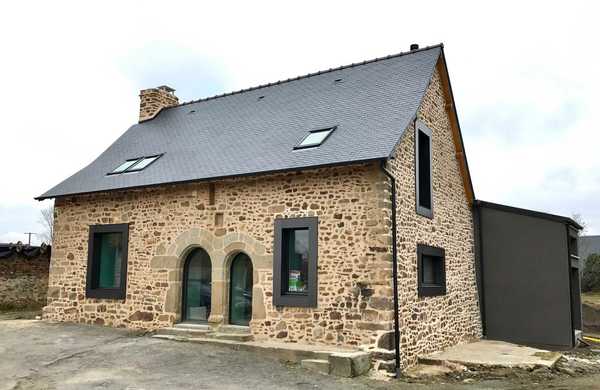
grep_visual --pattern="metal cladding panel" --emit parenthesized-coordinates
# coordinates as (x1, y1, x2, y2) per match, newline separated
(479, 205, 573, 347)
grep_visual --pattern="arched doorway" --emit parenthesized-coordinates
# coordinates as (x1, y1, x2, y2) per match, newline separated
(182, 248, 212, 323)
(229, 253, 253, 326)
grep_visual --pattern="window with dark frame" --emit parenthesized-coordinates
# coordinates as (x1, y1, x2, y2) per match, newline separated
(417, 244, 446, 297)
(273, 217, 318, 307)
(415, 120, 433, 218)
(86, 224, 129, 299)
(294, 127, 336, 149)
(108, 155, 162, 175)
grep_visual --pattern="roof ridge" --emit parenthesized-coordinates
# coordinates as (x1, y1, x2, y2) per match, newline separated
(174, 43, 443, 108)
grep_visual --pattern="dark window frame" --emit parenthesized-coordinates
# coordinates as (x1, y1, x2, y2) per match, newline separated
(417, 244, 446, 297)
(415, 120, 433, 218)
(294, 126, 337, 150)
(86, 223, 129, 299)
(273, 217, 318, 307)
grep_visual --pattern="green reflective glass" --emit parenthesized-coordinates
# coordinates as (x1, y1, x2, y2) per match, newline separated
(283, 228, 309, 294)
(96, 232, 123, 289)
(229, 253, 253, 326)
(184, 249, 211, 322)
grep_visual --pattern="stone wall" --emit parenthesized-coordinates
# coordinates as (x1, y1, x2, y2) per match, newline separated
(386, 68, 482, 367)
(43, 65, 482, 367)
(139, 86, 178, 122)
(0, 255, 50, 308)
(44, 163, 395, 347)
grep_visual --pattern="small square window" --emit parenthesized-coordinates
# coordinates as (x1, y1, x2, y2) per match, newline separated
(415, 120, 433, 218)
(417, 244, 446, 297)
(273, 217, 318, 307)
(86, 224, 129, 299)
(295, 127, 336, 149)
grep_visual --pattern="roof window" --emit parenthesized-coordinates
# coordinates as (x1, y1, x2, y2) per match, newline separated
(295, 127, 336, 149)
(108, 155, 162, 175)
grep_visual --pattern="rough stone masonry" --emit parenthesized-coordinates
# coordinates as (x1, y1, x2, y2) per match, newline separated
(43, 66, 481, 368)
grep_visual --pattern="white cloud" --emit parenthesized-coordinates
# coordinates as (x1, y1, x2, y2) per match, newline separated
(0, 0, 598, 235)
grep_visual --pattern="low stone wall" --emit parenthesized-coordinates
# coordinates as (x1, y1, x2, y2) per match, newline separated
(0, 256, 50, 308)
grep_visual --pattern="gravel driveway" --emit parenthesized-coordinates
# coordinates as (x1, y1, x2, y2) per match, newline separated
(2, 320, 600, 390)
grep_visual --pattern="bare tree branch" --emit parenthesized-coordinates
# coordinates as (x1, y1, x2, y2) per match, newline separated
(38, 205, 54, 244)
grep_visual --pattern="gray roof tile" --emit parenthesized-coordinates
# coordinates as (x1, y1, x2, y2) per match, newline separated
(37, 45, 442, 200)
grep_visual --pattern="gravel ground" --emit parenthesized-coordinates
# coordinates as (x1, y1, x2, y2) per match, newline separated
(1, 320, 600, 390)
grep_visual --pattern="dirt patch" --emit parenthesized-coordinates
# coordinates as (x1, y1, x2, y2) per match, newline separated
(395, 346, 600, 388)
(0, 305, 42, 320)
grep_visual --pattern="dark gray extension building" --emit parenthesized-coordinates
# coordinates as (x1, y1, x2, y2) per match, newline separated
(475, 201, 583, 348)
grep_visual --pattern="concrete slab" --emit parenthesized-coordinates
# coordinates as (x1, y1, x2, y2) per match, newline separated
(420, 340, 562, 369)
(301, 359, 330, 374)
(329, 352, 371, 377)
(153, 334, 357, 363)
(404, 363, 455, 378)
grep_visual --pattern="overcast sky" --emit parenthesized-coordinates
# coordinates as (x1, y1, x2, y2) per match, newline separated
(1, 1, 598, 244)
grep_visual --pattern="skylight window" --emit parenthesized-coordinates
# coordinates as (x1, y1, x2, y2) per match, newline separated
(108, 155, 162, 175)
(127, 155, 160, 172)
(110, 159, 140, 174)
(295, 127, 336, 149)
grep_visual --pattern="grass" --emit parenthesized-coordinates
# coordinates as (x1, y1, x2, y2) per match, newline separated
(583, 292, 600, 307)
(0, 302, 44, 320)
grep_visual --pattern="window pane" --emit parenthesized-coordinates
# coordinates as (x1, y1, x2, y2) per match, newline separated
(422, 255, 442, 286)
(299, 129, 333, 147)
(418, 130, 431, 209)
(111, 159, 140, 174)
(128, 156, 159, 171)
(96, 232, 123, 288)
(184, 249, 211, 322)
(283, 228, 309, 294)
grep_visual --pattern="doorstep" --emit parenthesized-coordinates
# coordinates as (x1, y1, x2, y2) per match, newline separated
(420, 339, 563, 370)
(152, 330, 370, 377)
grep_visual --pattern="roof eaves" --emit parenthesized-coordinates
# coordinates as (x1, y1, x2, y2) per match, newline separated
(476, 200, 583, 230)
(35, 157, 387, 201)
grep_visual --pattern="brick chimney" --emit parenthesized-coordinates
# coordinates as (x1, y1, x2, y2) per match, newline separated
(139, 85, 179, 122)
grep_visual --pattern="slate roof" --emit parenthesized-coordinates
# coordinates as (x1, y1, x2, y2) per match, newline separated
(580, 235, 600, 262)
(37, 45, 443, 200)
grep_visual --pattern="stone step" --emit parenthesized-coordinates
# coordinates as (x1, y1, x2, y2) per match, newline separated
(368, 348, 395, 361)
(301, 359, 330, 375)
(217, 324, 251, 334)
(155, 327, 212, 338)
(329, 352, 371, 377)
(174, 323, 211, 331)
(212, 332, 253, 342)
(376, 359, 396, 373)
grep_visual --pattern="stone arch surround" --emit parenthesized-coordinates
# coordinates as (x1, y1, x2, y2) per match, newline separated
(150, 228, 271, 328)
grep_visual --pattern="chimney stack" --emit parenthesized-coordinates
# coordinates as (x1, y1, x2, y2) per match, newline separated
(139, 85, 179, 122)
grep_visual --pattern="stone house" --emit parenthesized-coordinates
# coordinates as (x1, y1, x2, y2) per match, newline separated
(37, 44, 482, 369)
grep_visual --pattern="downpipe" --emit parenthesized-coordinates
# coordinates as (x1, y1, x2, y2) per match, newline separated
(380, 160, 401, 378)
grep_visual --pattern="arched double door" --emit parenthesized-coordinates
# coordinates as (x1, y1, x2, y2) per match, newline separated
(181, 249, 253, 326)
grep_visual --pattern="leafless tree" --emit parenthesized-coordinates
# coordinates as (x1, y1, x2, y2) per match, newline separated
(39, 205, 54, 244)
(572, 213, 590, 261)
(572, 213, 588, 236)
